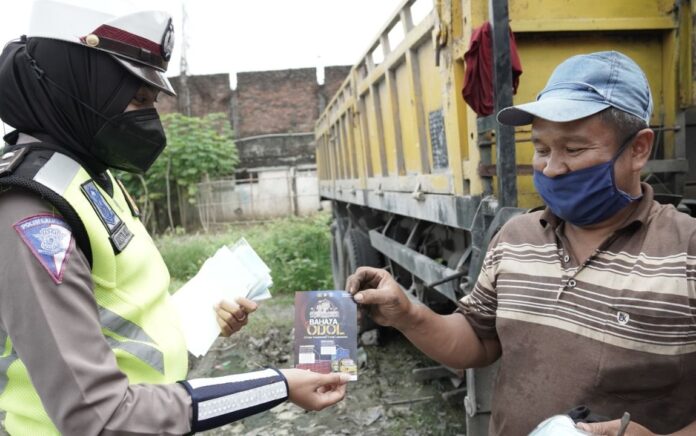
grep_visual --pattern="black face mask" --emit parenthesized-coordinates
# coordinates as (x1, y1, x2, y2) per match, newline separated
(92, 108, 167, 174)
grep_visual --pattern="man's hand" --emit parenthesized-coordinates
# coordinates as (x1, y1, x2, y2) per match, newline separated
(279, 369, 349, 411)
(345, 266, 413, 330)
(577, 420, 655, 436)
(215, 297, 257, 337)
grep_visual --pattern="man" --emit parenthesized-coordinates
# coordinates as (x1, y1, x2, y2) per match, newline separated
(0, 1, 346, 434)
(347, 51, 696, 435)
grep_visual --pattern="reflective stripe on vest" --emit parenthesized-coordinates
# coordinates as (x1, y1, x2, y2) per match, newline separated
(103, 337, 164, 374)
(99, 307, 164, 373)
(33, 153, 81, 195)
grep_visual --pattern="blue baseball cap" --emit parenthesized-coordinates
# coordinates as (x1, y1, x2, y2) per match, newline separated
(497, 51, 653, 126)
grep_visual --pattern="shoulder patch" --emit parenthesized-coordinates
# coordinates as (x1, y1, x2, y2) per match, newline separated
(14, 214, 74, 284)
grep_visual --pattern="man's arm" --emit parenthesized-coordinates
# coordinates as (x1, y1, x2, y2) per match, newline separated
(578, 418, 696, 435)
(400, 304, 501, 368)
(347, 267, 501, 369)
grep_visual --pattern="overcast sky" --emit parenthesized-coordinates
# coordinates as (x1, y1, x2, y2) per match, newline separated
(0, 0, 433, 86)
(0, 0, 434, 133)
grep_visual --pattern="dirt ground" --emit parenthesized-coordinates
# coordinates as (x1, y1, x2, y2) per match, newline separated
(191, 295, 468, 435)
(0, 296, 468, 435)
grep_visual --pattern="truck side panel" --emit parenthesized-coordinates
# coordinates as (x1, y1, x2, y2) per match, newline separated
(316, 1, 694, 434)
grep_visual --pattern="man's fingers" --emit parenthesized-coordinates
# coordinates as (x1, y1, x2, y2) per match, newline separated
(576, 420, 616, 435)
(353, 288, 397, 305)
(345, 266, 384, 294)
(345, 270, 365, 295)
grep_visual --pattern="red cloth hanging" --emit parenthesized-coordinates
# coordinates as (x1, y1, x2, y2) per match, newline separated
(462, 22, 523, 116)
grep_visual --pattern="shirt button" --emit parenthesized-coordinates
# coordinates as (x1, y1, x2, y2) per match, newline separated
(567, 279, 577, 288)
(563, 255, 570, 263)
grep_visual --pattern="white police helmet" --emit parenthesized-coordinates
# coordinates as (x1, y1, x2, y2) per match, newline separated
(27, 0, 176, 95)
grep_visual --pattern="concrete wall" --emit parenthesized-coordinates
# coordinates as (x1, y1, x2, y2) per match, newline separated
(197, 167, 320, 224)
(235, 133, 316, 168)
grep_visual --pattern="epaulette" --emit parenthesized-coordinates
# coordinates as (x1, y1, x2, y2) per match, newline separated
(0, 147, 29, 176)
(0, 145, 93, 267)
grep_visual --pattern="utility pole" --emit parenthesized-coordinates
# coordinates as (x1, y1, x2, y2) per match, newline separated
(179, 2, 192, 116)
(489, 0, 517, 207)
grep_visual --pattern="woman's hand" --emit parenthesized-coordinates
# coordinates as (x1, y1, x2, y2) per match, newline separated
(280, 369, 350, 411)
(215, 297, 258, 337)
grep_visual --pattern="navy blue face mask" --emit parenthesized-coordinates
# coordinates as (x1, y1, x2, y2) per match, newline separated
(533, 132, 642, 226)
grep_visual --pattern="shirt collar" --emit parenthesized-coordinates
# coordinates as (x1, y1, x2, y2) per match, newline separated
(539, 182, 654, 231)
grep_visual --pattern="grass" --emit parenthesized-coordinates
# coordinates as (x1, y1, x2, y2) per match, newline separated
(156, 213, 334, 294)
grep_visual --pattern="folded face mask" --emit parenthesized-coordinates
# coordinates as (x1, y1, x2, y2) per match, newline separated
(528, 415, 592, 436)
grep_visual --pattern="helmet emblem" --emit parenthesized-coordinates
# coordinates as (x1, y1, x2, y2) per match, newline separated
(85, 34, 100, 47)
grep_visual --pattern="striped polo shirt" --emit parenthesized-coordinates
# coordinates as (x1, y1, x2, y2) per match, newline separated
(458, 183, 696, 435)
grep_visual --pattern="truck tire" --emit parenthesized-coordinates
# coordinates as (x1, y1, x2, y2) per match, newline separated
(343, 228, 384, 334)
(343, 228, 382, 273)
(330, 222, 347, 290)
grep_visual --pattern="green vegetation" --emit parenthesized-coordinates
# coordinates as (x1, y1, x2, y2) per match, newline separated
(157, 213, 333, 294)
(117, 112, 238, 232)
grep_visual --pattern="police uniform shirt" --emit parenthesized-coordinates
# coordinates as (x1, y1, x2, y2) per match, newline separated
(0, 188, 193, 435)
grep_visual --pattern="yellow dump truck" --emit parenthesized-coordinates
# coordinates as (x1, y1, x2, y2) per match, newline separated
(316, 0, 695, 433)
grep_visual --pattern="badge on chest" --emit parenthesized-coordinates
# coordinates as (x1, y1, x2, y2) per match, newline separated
(81, 180, 133, 253)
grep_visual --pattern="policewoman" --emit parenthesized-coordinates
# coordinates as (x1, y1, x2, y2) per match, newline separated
(0, 1, 347, 434)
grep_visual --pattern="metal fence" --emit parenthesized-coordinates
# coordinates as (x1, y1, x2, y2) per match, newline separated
(196, 166, 321, 229)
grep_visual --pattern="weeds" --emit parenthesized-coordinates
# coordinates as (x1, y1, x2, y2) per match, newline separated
(156, 213, 333, 294)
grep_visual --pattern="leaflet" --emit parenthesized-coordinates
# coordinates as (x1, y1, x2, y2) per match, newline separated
(294, 290, 358, 381)
(172, 238, 272, 357)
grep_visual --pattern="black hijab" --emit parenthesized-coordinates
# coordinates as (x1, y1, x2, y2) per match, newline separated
(0, 37, 141, 174)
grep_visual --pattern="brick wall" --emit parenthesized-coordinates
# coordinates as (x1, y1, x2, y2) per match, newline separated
(157, 73, 232, 118)
(232, 66, 352, 139)
(322, 65, 353, 107)
(234, 68, 318, 138)
(159, 66, 351, 168)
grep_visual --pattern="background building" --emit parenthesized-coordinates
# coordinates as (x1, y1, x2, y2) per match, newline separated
(157, 66, 351, 224)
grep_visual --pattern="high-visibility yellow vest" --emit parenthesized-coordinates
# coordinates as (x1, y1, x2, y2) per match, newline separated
(0, 152, 188, 435)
